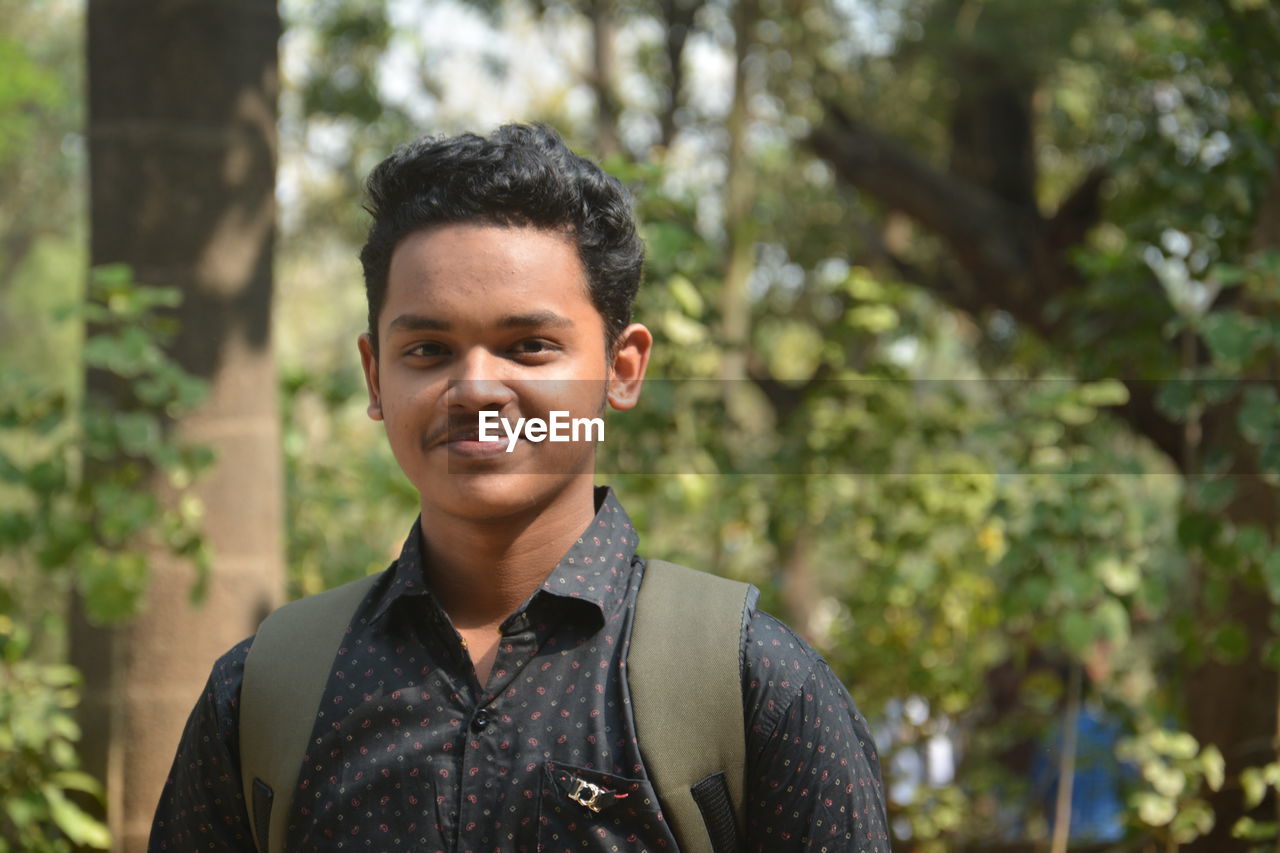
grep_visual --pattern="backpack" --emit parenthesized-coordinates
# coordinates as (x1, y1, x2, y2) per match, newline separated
(239, 559, 753, 853)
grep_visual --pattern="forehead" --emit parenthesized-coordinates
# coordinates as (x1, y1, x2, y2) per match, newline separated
(383, 223, 593, 318)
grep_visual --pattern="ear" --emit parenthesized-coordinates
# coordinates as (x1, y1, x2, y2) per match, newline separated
(357, 333, 383, 421)
(606, 323, 652, 410)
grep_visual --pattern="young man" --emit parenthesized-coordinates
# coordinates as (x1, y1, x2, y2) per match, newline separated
(150, 124, 890, 852)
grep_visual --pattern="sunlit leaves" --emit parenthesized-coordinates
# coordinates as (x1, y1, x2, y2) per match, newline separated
(1200, 310, 1271, 370)
(1120, 728, 1225, 845)
(1, 268, 214, 847)
(0, 662, 108, 851)
(294, 0, 392, 124)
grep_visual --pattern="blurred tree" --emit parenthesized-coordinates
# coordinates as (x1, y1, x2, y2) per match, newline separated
(0, 0, 82, 306)
(2, 269, 212, 852)
(71, 1, 285, 849)
(263, 0, 1280, 847)
(809, 0, 1280, 848)
(0, 0, 85, 395)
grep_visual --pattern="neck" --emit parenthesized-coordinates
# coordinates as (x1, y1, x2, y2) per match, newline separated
(418, 476, 599, 630)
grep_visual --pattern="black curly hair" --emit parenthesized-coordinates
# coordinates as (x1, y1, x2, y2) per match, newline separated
(359, 124, 644, 355)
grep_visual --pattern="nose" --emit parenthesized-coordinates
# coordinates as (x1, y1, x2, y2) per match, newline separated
(446, 347, 517, 412)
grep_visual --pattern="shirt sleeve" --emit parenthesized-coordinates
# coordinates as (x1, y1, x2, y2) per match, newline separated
(742, 611, 892, 852)
(148, 637, 256, 852)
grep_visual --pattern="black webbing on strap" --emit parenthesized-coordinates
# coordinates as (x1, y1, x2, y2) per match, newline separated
(691, 771, 741, 853)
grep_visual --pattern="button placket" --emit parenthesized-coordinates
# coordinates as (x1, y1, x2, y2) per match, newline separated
(454, 615, 541, 848)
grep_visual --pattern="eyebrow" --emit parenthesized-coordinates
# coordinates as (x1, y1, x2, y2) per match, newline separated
(386, 311, 575, 333)
(496, 310, 574, 330)
(387, 313, 450, 332)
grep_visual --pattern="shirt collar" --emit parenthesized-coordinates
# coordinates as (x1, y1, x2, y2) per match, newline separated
(367, 518, 430, 624)
(534, 485, 639, 618)
(368, 486, 639, 624)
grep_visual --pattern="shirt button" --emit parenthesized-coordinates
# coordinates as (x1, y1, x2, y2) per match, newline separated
(471, 709, 490, 732)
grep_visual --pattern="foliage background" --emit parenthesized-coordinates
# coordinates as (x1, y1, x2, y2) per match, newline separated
(2, 0, 1279, 850)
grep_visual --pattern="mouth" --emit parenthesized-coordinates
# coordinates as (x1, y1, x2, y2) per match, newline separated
(437, 425, 514, 458)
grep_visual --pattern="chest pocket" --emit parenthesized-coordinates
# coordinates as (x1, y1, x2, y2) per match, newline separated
(538, 760, 679, 852)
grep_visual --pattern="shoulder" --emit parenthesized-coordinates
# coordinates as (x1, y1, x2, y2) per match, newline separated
(173, 635, 255, 757)
(209, 635, 255, 718)
(741, 608, 823, 737)
(741, 607, 880, 759)
(219, 635, 255, 671)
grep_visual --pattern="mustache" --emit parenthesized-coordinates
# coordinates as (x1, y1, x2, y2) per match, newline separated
(422, 413, 498, 448)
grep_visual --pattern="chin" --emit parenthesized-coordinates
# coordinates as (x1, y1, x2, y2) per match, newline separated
(420, 469, 591, 523)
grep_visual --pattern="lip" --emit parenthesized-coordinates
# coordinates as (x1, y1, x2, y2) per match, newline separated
(445, 436, 514, 458)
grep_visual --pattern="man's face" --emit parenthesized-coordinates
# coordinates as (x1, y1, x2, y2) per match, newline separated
(358, 223, 648, 522)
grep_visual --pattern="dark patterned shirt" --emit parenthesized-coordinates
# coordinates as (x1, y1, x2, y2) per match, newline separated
(150, 488, 890, 852)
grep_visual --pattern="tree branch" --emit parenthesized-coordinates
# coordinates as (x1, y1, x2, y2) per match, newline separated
(809, 105, 1033, 291)
(655, 0, 700, 150)
(808, 105, 1187, 470)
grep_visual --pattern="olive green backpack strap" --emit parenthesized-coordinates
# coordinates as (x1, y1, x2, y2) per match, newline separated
(239, 573, 382, 853)
(628, 559, 754, 853)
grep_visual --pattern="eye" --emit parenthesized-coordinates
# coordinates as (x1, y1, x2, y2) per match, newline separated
(406, 341, 449, 359)
(510, 339, 559, 358)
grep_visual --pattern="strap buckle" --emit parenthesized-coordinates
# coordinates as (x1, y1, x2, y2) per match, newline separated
(568, 777, 606, 812)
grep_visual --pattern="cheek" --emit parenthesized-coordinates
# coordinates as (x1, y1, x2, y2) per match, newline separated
(382, 405, 417, 441)
(379, 379, 442, 437)
(528, 380, 608, 417)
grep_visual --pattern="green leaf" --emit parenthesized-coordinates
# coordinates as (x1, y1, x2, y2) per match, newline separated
(1201, 745, 1225, 792)
(1097, 556, 1140, 595)
(1156, 379, 1198, 422)
(114, 412, 161, 456)
(1265, 551, 1280, 604)
(1238, 385, 1279, 444)
(89, 262, 133, 290)
(79, 549, 150, 623)
(1136, 791, 1176, 827)
(1169, 800, 1214, 843)
(1261, 638, 1280, 670)
(1054, 399, 1096, 425)
(845, 304, 899, 333)
(1095, 597, 1131, 646)
(50, 771, 104, 797)
(1201, 311, 1270, 368)
(1210, 262, 1248, 286)
(41, 784, 110, 848)
(667, 275, 704, 317)
(1212, 623, 1248, 662)
(661, 310, 707, 346)
(1060, 609, 1094, 655)
(1233, 816, 1280, 841)
(1178, 510, 1222, 549)
(26, 458, 67, 496)
(1234, 525, 1269, 563)
(1241, 766, 1268, 809)
(1077, 380, 1130, 407)
(4, 795, 40, 831)
(1157, 729, 1200, 761)
(1260, 439, 1280, 484)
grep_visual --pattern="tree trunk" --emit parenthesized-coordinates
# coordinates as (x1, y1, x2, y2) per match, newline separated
(585, 0, 621, 158)
(75, 2, 284, 850)
(780, 525, 818, 640)
(718, 0, 757, 386)
(654, 0, 700, 151)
